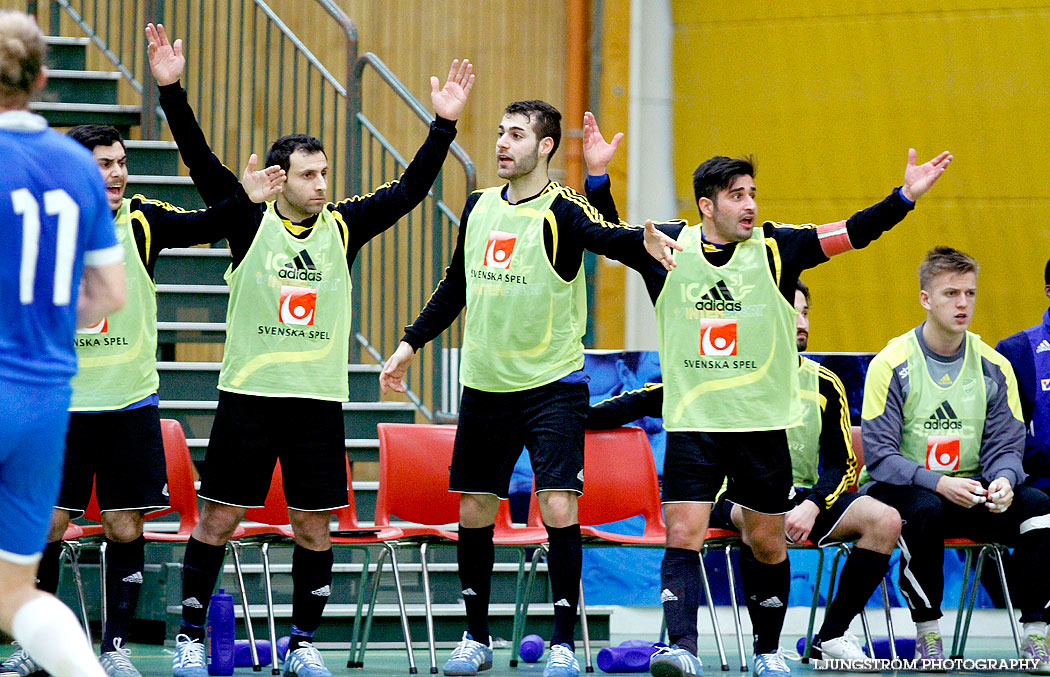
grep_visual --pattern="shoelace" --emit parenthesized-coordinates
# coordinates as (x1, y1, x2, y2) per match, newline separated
(755, 650, 790, 674)
(548, 646, 575, 668)
(105, 638, 135, 670)
(449, 637, 483, 661)
(174, 634, 205, 668)
(1027, 635, 1050, 661)
(833, 632, 867, 660)
(291, 643, 325, 668)
(918, 632, 941, 657)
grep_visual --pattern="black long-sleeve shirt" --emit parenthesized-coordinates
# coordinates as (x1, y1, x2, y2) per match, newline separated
(401, 181, 656, 350)
(585, 357, 856, 511)
(158, 82, 458, 269)
(583, 177, 917, 304)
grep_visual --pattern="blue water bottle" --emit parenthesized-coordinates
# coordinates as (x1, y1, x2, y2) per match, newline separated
(597, 641, 661, 673)
(207, 588, 236, 676)
(519, 634, 545, 663)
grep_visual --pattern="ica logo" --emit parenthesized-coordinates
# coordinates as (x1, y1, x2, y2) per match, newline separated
(926, 435, 960, 472)
(279, 286, 317, 325)
(483, 230, 517, 269)
(699, 318, 737, 356)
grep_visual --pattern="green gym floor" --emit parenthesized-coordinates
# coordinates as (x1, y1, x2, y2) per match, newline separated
(3, 637, 1031, 677)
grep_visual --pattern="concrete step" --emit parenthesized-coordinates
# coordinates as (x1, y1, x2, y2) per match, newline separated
(156, 283, 229, 324)
(184, 437, 380, 463)
(127, 175, 204, 209)
(159, 399, 415, 440)
(156, 361, 383, 402)
(125, 139, 181, 176)
(158, 321, 227, 345)
(45, 36, 88, 71)
(42, 68, 120, 105)
(31, 101, 140, 137)
(155, 248, 231, 285)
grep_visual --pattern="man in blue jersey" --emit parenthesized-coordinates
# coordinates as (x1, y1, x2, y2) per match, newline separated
(0, 11, 125, 677)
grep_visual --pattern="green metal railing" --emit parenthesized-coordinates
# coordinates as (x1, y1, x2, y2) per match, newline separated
(349, 52, 475, 422)
(33, 0, 474, 420)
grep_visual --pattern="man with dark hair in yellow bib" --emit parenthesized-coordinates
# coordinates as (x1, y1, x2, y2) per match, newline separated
(581, 115, 951, 677)
(860, 247, 1050, 672)
(379, 102, 680, 677)
(144, 23, 475, 677)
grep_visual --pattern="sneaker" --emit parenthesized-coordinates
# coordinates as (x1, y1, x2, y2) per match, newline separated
(100, 639, 141, 677)
(282, 642, 332, 677)
(752, 650, 791, 677)
(171, 634, 207, 677)
(809, 633, 875, 672)
(914, 632, 948, 672)
(0, 646, 43, 677)
(1022, 634, 1050, 674)
(544, 644, 580, 677)
(442, 633, 493, 676)
(649, 645, 704, 677)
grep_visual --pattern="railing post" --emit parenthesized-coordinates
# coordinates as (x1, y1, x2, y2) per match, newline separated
(26, 1, 38, 20)
(48, 0, 59, 35)
(140, 0, 163, 140)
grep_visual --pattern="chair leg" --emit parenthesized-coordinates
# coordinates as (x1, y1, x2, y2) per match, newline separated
(988, 546, 1022, 657)
(355, 546, 390, 668)
(99, 539, 108, 638)
(507, 547, 527, 667)
(62, 542, 92, 643)
(801, 546, 827, 662)
(578, 580, 594, 672)
(881, 579, 897, 661)
(698, 549, 729, 672)
(227, 543, 261, 671)
(385, 543, 419, 674)
(513, 545, 546, 667)
(722, 543, 747, 672)
(419, 542, 438, 674)
(260, 543, 278, 674)
(347, 548, 371, 669)
(950, 547, 975, 658)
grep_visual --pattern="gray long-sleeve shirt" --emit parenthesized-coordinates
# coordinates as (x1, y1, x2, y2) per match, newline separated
(861, 325, 1027, 491)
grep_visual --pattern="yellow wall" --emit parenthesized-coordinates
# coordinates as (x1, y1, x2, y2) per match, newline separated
(667, 1, 1050, 351)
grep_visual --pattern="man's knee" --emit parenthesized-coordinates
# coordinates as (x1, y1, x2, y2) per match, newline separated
(195, 501, 247, 545)
(537, 490, 578, 528)
(746, 532, 786, 563)
(101, 510, 144, 543)
(459, 493, 499, 528)
(46, 509, 72, 543)
(861, 501, 902, 545)
(289, 510, 331, 551)
(665, 505, 709, 550)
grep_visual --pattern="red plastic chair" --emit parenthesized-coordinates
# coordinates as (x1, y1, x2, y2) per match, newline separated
(373, 423, 551, 674)
(235, 458, 415, 673)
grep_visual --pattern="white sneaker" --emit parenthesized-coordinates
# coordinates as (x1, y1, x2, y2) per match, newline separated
(0, 646, 42, 677)
(811, 633, 876, 672)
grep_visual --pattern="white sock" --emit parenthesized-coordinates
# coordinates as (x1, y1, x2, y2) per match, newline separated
(915, 620, 939, 638)
(1024, 622, 1048, 638)
(11, 595, 104, 677)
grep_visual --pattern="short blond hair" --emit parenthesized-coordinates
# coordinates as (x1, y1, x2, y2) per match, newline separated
(918, 246, 979, 291)
(0, 11, 44, 105)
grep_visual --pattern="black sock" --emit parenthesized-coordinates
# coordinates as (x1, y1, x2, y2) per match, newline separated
(35, 541, 63, 594)
(660, 547, 701, 656)
(102, 537, 146, 653)
(546, 523, 582, 650)
(740, 546, 789, 655)
(457, 524, 494, 643)
(179, 536, 227, 640)
(818, 548, 890, 642)
(288, 546, 333, 651)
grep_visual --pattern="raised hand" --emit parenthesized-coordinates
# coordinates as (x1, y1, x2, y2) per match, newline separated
(644, 220, 683, 272)
(380, 341, 416, 395)
(582, 111, 623, 177)
(145, 23, 185, 87)
(241, 154, 285, 203)
(431, 59, 474, 121)
(902, 148, 953, 201)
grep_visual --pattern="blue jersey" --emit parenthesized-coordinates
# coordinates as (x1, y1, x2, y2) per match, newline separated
(0, 111, 118, 386)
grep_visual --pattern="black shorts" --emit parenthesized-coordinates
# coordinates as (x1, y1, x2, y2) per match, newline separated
(199, 391, 349, 511)
(662, 429, 794, 514)
(710, 490, 867, 546)
(449, 381, 588, 499)
(56, 405, 169, 517)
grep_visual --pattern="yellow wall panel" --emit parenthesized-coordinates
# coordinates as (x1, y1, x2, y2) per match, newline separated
(671, 0, 1050, 352)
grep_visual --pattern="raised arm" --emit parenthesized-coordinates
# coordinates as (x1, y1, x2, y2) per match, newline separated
(147, 22, 240, 205)
(339, 59, 473, 251)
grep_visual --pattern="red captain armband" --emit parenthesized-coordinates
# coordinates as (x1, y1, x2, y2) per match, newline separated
(817, 220, 853, 257)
